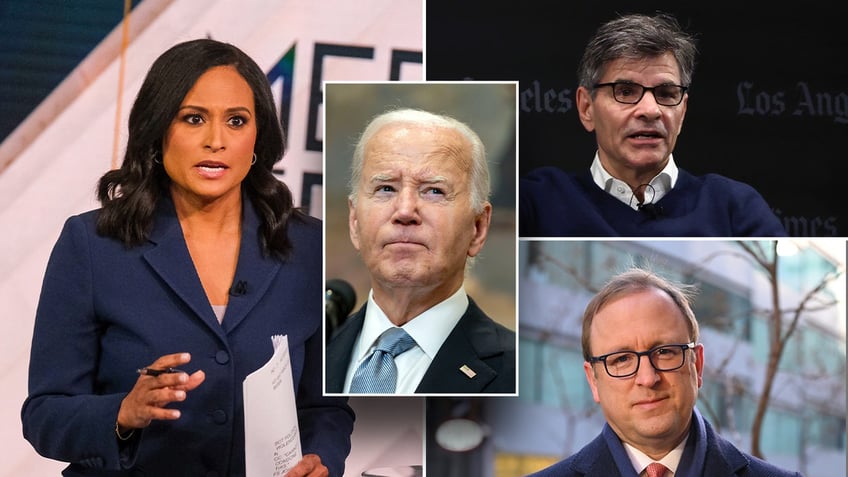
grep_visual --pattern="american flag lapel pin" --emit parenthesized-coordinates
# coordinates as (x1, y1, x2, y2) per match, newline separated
(460, 364, 477, 379)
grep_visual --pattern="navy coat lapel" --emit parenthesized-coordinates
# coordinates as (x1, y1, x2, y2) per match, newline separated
(578, 434, 623, 477)
(701, 417, 749, 476)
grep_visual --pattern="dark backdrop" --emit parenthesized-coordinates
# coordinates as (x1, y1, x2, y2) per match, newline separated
(426, 2, 847, 236)
(0, 0, 144, 144)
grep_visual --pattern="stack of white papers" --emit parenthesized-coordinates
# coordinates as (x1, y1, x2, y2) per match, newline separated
(243, 335, 302, 476)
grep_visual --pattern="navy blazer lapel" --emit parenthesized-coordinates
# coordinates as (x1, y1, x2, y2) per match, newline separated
(144, 200, 219, 334)
(218, 203, 280, 333)
(416, 301, 499, 393)
(142, 198, 279, 336)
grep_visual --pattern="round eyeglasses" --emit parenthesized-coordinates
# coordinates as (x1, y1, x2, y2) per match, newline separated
(589, 342, 695, 378)
(593, 82, 688, 106)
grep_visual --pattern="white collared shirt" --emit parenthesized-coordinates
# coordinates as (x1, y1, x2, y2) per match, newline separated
(343, 286, 468, 394)
(623, 431, 688, 476)
(590, 152, 679, 210)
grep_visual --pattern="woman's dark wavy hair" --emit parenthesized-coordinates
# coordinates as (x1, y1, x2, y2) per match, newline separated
(96, 38, 303, 259)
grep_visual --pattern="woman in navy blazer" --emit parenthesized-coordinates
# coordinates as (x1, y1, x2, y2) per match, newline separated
(21, 39, 353, 476)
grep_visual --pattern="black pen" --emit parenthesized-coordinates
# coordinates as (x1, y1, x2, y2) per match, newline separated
(137, 367, 182, 376)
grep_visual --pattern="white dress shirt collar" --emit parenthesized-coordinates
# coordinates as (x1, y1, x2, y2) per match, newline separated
(590, 152, 679, 210)
(623, 431, 688, 476)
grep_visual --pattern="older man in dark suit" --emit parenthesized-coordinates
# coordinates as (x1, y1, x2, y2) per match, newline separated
(325, 107, 515, 395)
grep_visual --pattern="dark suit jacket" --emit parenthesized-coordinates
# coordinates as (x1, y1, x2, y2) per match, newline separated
(325, 297, 516, 394)
(22, 198, 354, 476)
(526, 415, 803, 477)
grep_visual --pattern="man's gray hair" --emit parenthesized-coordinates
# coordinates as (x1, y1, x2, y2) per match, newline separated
(577, 13, 698, 91)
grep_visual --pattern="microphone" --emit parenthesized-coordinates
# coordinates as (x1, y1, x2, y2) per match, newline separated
(326, 279, 356, 343)
(229, 280, 249, 296)
(638, 202, 663, 219)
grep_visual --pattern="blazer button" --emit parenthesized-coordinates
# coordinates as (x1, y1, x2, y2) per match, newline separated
(215, 350, 230, 364)
(212, 409, 228, 424)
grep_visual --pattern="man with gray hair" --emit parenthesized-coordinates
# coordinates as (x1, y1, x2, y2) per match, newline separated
(326, 107, 516, 394)
(520, 12, 786, 237)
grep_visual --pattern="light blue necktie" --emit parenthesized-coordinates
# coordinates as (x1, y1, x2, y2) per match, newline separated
(350, 327, 416, 393)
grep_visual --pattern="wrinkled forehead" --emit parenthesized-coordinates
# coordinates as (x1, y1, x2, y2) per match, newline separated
(365, 122, 472, 171)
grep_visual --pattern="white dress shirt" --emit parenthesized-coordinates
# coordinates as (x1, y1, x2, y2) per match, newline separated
(623, 431, 688, 476)
(343, 286, 468, 394)
(590, 152, 679, 210)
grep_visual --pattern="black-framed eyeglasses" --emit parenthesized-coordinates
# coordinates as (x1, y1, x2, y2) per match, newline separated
(589, 342, 695, 378)
(593, 82, 688, 106)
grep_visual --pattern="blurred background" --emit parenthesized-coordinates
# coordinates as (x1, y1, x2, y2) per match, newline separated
(323, 81, 517, 333)
(426, 239, 846, 477)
